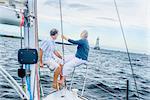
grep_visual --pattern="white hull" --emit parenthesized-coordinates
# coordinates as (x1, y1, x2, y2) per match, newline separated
(44, 88, 86, 100)
(0, 6, 20, 26)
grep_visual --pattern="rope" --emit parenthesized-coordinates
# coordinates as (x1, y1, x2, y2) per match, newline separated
(19, 11, 26, 91)
(20, 11, 24, 49)
(58, 0, 65, 63)
(58, 0, 67, 88)
(113, 0, 140, 99)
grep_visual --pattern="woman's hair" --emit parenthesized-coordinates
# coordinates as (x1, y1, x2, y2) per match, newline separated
(50, 28, 58, 36)
(82, 30, 88, 38)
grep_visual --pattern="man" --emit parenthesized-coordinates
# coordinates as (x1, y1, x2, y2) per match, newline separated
(58, 30, 89, 84)
(39, 28, 62, 89)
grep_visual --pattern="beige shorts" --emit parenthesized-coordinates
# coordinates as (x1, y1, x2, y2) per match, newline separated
(43, 58, 62, 71)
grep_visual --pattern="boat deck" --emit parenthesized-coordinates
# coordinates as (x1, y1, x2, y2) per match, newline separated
(43, 88, 85, 100)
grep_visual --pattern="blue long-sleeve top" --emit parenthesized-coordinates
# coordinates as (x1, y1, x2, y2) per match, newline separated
(68, 38, 89, 60)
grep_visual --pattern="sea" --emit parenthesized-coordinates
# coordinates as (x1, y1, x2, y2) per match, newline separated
(0, 36, 149, 100)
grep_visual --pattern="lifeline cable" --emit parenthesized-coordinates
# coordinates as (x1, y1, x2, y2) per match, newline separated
(113, 0, 140, 99)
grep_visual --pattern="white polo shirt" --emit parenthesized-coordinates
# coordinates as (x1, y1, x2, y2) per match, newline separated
(40, 38, 56, 62)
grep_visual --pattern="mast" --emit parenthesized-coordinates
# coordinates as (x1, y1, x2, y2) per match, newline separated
(23, 0, 40, 99)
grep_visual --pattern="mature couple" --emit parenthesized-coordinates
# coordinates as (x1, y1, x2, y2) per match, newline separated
(39, 28, 89, 90)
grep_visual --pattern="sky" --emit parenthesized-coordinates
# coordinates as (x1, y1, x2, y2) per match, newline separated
(37, 0, 149, 54)
(0, 0, 149, 54)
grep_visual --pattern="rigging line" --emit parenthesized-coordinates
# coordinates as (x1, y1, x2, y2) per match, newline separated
(20, 26, 23, 49)
(58, 0, 67, 89)
(113, 0, 140, 99)
(58, 0, 65, 63)
(26, 0, 30, 48)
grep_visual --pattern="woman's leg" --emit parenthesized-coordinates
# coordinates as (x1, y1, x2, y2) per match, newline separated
(59, 55, 75, 81)
(58, 57, 85, 84)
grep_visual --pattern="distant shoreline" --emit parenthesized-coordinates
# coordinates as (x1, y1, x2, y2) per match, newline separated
(0, 34, 149, 55)
(0, 34, 21, 39)
(0, 34, 73, 45)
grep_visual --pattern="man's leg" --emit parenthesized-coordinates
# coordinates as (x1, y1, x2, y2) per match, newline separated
(53, 65, 61, 89)
(45, 59, 62, 89)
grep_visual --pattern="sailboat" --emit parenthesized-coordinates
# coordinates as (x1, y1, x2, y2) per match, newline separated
(0, 0, 88, 100)
(0, 0, 140, 100)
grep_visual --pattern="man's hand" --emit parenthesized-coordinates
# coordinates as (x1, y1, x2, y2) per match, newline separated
(61, 35, 68, 41)
(40, 62, 44, 68)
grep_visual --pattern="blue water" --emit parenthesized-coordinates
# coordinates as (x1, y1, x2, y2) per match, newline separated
(0, 36, 150, 100)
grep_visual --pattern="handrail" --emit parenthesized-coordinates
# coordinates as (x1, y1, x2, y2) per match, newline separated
(81, 64, 88, 96)
(0, 66, 29, 100)
(69, 66, 76, 91)
(69, 63, 88, 96)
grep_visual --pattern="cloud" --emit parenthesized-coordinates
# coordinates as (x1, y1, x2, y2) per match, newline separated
(96, 17, 117, 22)
(67, 3, 95, 10)
(44, 0, 59, 7)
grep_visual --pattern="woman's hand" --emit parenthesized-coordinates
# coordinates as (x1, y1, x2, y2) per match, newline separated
(61, 35, 68, 40)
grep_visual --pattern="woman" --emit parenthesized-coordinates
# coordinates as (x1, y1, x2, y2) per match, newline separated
(58, 30, 89, 84)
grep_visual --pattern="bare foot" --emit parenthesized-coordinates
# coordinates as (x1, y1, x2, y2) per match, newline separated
(40, 63, 44, 68)
(58, 77, 64, 85)
(52, 83, 60, 90)
(52, 83, 57, 89)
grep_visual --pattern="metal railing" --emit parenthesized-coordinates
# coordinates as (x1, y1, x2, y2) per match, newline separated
(40, 62, 130, 100)
(69, 63, 88, 96)
(68, 63, 131, 100)
(0, 66, 29, 100)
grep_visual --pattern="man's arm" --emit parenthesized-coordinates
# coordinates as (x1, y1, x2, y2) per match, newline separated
(54, 50, 62, 59)
(39, 48, 43, 67)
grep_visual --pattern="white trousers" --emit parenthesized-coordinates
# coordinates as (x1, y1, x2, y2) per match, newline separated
(62, 55, 87, 76)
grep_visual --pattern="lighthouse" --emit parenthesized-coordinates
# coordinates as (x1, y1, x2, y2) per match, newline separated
(94, 37, 100, 50)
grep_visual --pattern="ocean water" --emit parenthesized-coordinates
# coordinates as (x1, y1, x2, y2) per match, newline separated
(0, 36, 149, 100)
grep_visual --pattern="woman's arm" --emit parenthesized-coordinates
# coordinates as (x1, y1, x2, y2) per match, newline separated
(68, 39, 82, 45)
(61, 35, 83, 45)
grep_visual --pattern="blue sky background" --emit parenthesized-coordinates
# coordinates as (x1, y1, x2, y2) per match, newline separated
(0, 0, 149, 54)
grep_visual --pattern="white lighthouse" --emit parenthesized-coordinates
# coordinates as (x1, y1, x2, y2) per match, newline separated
(94, 37, 100, 50)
